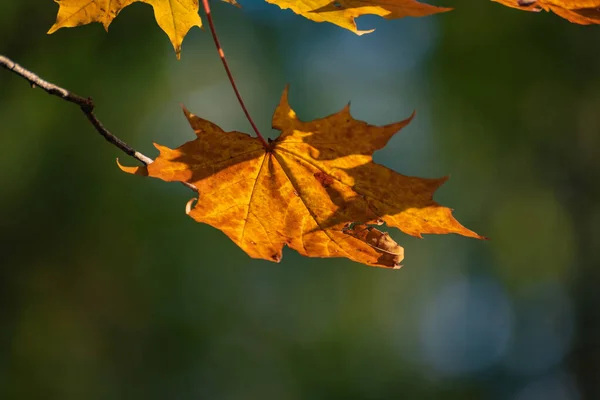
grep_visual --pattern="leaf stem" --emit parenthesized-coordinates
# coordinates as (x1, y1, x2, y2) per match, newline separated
(200, 0, 270, 150)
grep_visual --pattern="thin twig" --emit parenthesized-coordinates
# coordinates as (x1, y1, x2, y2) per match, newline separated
(0, 54, 152, 164)
(0, 54, 197, 192)
(200, 0, 270, 150)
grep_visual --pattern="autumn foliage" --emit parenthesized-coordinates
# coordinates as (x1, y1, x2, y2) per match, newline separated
(119, 88, 482, 267)
(35, 0, 596, 267)
(493, 0, 600, 24)
(48, 0, 600, 59)
(47, 0, 452, 57)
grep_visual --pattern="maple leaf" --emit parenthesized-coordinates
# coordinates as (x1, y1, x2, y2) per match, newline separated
(493, 0, 600, 24)
(48, 0, 449, 57)
(119, 87, 483, 268)
(265, 0, 452, 33)
(48, 0, 237, 58)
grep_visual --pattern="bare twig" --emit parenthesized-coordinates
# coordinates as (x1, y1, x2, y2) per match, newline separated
(0, 54, 153, 164)
(200, 0, 270, 150)
(0, 54, 197, 191)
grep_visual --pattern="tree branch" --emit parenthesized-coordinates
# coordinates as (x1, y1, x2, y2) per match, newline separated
(0, 54, 153, 164)
(0, 54, 196, 191)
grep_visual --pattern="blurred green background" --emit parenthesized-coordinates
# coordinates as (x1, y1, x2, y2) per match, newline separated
(1, 1, 599, 399)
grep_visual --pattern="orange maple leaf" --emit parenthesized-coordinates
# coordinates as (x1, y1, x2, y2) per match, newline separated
(47, 0, 239, 58)
(48, 0, 450, 58)
(119, 88, 483, 268)
(493, 0, 600, 24)
(265, 0, 452, 34)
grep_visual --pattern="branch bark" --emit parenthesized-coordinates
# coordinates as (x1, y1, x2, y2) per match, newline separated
(0, 54, 196, 191)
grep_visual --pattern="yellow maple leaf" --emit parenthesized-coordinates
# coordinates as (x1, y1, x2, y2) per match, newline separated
(265, 0, 452, 33)
(493, 0, 600, 24)
(119, 87, 483, 268)
(47, 0, 449, 57)
(48, 0, 236, 58)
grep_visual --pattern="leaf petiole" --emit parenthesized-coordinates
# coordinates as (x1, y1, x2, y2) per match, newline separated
(200, 0, 270, 150)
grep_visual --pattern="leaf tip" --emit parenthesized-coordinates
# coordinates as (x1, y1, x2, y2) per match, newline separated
(384, 110, 416, 138)
(355, 28, 375, 36)
(225, 0, 242, 8)
(435, 175, 450, 189)
(116, 158, 148, 176)
(47, 24, 59, 34)
(272, 85, 298, 129)
(152, 142, 170, 152)
(344, 101, 352, 114)
(185, 198, 198, 215)
(281, 84, 291, 100)
(463, 229, 488, 240)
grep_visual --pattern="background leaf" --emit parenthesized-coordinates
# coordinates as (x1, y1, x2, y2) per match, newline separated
(493, 0, 600, 24)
